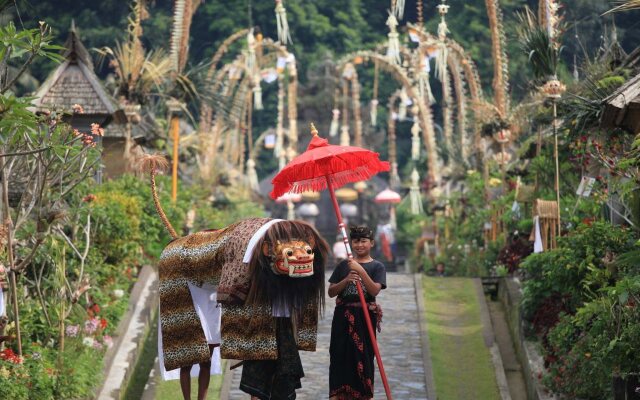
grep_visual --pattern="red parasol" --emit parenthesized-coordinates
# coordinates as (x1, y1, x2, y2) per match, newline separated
(270, 129, 389, 199)
(271, 123, 393, 399)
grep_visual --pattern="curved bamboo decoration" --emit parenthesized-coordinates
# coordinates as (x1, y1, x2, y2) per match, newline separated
(447, 54, 470, 162)
(485, 0, 510, 118)
(410, 23, 484, 167)
(337, 51, 440, 186)
(441, 58, 454, 158)
(198, 36, 292, 181)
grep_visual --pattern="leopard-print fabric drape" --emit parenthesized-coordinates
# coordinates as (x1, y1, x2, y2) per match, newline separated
(159, 218, 270, 371)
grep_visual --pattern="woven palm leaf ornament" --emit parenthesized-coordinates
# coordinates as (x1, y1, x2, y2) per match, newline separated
(418, 54, 435, 105)
(392, 0, 405, 20)
(386, 13, 401, 65)
(274, 0, 292, 46)
(434, 1, 450, 82)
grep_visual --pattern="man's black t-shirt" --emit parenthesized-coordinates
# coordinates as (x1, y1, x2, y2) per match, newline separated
(328, 259, 387, 303)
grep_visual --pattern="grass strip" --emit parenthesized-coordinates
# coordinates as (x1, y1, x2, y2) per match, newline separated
(423, 277, 500, 400)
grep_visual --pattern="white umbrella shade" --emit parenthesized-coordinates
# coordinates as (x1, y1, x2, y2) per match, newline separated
(374, 188, 402, 204)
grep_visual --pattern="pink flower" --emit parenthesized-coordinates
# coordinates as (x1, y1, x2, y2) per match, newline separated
(103, 335, 114, 349)
(84, 318, 99, 334)
(72, 104, 85, 114)
(92, 340, 103, 350)
(90, 123, 104, 137)
(66, 324, 80, 337)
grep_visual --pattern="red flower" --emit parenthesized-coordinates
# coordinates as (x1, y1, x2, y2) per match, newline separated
(100, 318, 108, 330)
(0, 348, 23, 364)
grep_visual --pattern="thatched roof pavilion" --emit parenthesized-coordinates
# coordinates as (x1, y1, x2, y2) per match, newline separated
(601, 72, 640, 134)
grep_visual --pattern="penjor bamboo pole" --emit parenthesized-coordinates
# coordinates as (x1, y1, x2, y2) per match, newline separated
(170, 114, 180, 203)
(553, 99, 561, 234)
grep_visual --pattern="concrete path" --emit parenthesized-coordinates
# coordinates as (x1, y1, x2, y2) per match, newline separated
(223, 272, 430, 399)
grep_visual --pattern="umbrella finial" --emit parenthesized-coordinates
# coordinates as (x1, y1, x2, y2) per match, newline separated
(310, 123, 319, 137)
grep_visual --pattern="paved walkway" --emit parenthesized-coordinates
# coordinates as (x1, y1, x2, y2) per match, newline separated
(224, 272, 429, 399)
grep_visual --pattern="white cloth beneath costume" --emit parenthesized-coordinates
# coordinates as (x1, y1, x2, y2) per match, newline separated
(158, 283, 222, 380)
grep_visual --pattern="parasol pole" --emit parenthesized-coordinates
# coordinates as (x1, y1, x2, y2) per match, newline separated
(325, 175, 393, 400)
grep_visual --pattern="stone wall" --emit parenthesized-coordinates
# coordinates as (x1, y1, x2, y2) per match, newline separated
(498, 277, 557, 400)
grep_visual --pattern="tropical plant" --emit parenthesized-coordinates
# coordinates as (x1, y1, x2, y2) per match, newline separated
(515, 7, 560, 83)
(0, 20, 63, 94)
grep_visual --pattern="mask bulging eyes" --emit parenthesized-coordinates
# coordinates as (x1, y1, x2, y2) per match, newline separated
(285, 249, 294, 257)
(305, 246, 313, 255)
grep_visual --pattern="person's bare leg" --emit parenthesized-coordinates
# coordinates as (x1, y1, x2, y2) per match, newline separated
(180, 365, 192, 400)
(196, 344, 217, 400)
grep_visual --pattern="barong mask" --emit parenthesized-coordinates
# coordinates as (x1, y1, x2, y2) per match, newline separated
(263, 239, 315, 277)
